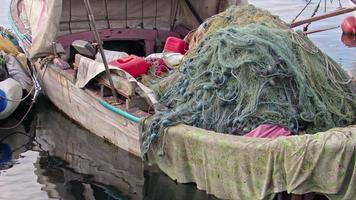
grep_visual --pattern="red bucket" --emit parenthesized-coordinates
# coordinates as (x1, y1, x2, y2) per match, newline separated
(163, 37, 188, 54)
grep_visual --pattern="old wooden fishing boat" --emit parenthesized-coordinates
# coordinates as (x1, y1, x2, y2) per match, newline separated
(10, 0, 245, 157)
(9, 0, 356, 199)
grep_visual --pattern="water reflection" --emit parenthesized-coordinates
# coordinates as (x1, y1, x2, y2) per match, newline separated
(32, 101, 217, 200)
(0, 118, 35, 170)
(250, 0, 356, 69)
(341, 34, 356, 47)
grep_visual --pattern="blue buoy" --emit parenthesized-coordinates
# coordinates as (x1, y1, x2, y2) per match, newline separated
(0, 89, 7, 112)
(0, 143, 12, 163)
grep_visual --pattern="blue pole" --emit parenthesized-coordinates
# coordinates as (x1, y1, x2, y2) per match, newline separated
(99, 99, 141, 123)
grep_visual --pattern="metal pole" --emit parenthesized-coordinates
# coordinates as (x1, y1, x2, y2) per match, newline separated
(83, 0, 118, 103)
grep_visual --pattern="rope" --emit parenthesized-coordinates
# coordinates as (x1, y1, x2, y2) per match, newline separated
(154, 0, 158, 29)
(125, 0, 128, 28)
(0, 131, 34, 143)
(0, 86, 34, 102)
(0, 100, 35, 130)
(140, 0, 144, 28)
(69, 0, 72, 34)
(291, 0, 313, 23)
(304, 0, 322, 31)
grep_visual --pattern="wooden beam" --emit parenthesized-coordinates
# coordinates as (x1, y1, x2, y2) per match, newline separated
(291, 6, 356, 28)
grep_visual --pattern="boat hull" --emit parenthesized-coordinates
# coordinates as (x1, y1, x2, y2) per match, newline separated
(33, 63, 142, 156)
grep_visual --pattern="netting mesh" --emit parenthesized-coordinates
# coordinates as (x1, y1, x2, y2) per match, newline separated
(140, 5, 356, 155)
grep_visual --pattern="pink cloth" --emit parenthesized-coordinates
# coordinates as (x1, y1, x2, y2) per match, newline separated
(244, 124, 291, 139)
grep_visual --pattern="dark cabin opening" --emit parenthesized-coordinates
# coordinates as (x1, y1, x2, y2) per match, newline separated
(102, 40, 146, 56)
(68, 40, 146, 64)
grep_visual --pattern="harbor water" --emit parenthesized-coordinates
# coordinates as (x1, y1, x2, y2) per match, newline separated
(1, 0, 355, 199)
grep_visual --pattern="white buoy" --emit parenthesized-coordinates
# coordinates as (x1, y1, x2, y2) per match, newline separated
(0, 78, 23, 120)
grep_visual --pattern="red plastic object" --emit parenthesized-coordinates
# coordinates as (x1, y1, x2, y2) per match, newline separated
(163, 36, 188, 54)
(341, 16, 356, 35)
(244, 124, 291, 139)
(155, 59, 168, 76)
(109, 55, 150, 78)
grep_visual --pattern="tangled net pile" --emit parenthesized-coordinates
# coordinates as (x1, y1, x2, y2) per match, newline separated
(141, 5, 356, 154)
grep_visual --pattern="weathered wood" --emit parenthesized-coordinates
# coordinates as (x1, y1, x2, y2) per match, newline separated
(126, 96, 151, 112)
(75, 54, 136, 98)
(35, 61, 144, 157)
(97, 75, 135, 98)
(291, 6, 356, 28)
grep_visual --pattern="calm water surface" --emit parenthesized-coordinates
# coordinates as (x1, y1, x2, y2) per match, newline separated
(0, 0, 355, 200)
(250, 0, 356, 70)
(1, 100, 218, 200)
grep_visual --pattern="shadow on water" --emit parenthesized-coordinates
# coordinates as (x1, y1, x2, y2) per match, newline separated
(0, 97, 218, 200)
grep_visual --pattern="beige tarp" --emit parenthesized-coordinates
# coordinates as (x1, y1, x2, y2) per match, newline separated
(76, 55, 157, 104)
(148, 125, 356, 200)
(20, 0, 62, 59)
(18, 0, 245, 59)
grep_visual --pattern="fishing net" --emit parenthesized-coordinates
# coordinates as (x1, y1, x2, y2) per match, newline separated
(186, 5, 289, 52)
(140, 5, 356, 155)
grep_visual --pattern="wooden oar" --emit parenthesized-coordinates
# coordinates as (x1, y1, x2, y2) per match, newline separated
(291, 6, 356, 28)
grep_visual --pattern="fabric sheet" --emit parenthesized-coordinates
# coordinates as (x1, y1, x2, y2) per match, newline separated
(2, 53, 32, 91)
(18, 0, 248, 59)
(21, 0, 62, 59)
(76, 55, 157, 104)
(148, 125, 356, 200)
(244, 124, 292, 139)
(75, 55, 130, 88)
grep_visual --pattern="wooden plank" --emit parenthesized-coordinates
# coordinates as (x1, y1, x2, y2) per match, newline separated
(96, 75, 135, 98)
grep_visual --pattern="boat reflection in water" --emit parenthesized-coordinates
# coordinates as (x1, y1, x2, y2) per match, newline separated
(0, 118, 35, 170)
(35, 101, 218, 200)
(341, 34, 356, 81)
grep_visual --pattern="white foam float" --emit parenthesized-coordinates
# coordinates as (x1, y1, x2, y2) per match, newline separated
(0, 78, 23, 120)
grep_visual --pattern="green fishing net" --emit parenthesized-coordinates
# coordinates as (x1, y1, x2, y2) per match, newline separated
(140, 5, 356, 154)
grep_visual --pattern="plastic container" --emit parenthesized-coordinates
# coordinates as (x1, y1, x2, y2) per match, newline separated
(163, 37, 188, 54)
(109, 55, 150, 78)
